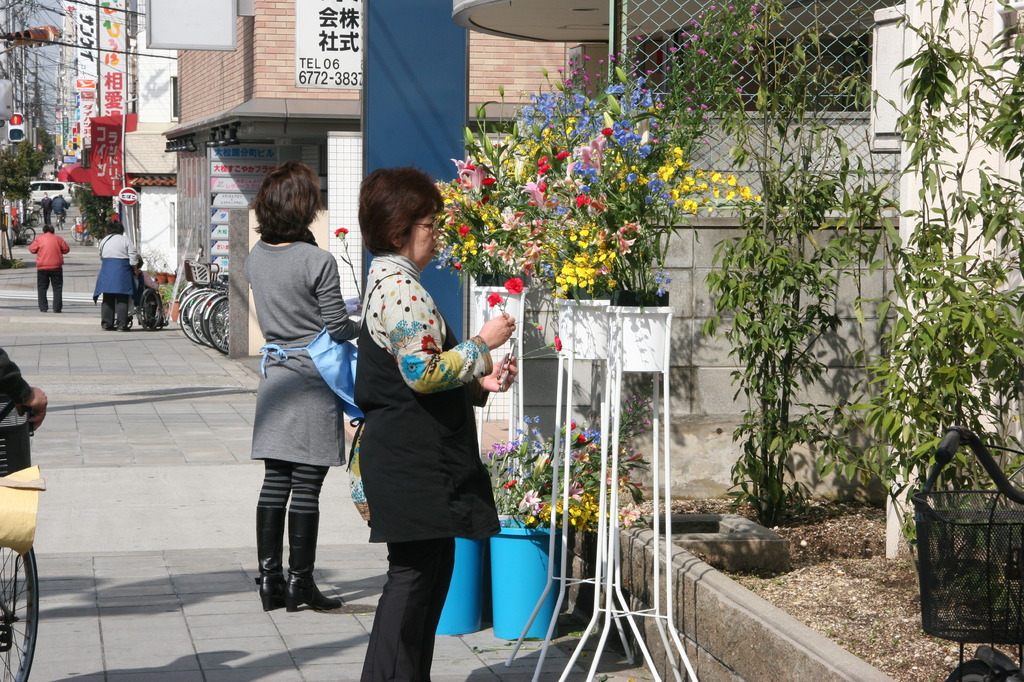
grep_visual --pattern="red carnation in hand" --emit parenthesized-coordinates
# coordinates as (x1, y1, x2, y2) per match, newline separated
(487, 292, 504, 307)
(503, 278, 524, 295)
(334, 227, 349, 237)
(554, 335, 563, 352)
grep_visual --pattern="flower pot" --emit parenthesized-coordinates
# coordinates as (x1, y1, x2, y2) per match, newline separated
(436, 537, 487, 635)
(166, 273, 177, 284)
(609, 305, 673, 372)
(490, 526, 561, 640)
(155, 272, 169, 284)
(557, 299, 610, 360)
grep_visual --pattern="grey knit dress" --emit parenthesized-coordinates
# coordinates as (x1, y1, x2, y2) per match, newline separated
(244, 240, 360, 467)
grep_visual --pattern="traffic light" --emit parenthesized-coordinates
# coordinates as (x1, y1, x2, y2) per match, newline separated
(5, 26, 60, 47)
(7, 113, 25, 143)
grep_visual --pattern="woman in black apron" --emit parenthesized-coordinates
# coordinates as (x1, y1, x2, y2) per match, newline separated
(356, 167, 518, 682)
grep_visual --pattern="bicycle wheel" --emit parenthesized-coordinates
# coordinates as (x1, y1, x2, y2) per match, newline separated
(0, 548, 38, 682)
(944, 660, 998, 682)
(202, 294, 229, 354)
(178, 288, 213, 345)
(190, 291, 220, 348)
(140, 289, 163, 330)
(13, 228, 33, 246)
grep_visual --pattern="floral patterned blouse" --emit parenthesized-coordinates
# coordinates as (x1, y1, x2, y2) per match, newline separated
(363, 253, 492, 393)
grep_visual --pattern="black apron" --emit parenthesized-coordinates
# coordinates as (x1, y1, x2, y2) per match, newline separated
(354, 318, 499, 543)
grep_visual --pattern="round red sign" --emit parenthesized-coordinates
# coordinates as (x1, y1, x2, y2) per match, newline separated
(118, 187, 138, 205)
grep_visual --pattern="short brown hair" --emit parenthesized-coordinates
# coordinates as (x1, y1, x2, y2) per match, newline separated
(358, 167, 442, 255)
(252, 161, 322, 244)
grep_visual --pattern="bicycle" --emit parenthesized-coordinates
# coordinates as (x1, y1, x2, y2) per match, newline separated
(6, 220, 34, 247)
(914, 427, 1024, 682)
(72, 221, 92, 246)
(54, 211, 66, 232)
(0, 397, 39, 682)
(176, 261, 229, 354)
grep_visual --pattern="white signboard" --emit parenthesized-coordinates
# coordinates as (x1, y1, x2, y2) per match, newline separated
(212, 193, 253, 208)
(99, 0, 127, 116)
(210, 162, 279, 177)
(295, 0, 363, 89)
(211, 176, 263, 193)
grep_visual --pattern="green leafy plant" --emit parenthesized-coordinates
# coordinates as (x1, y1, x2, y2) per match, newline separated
(72, 185, 114, 241)
(851, 0, 1024, 498)
(0, 142, 45, 204)
(702, 0, 891, 526)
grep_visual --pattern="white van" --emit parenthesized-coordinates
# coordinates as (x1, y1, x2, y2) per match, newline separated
(30, 181, 74, 205)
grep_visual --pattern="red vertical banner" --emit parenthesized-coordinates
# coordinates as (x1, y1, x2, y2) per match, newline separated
(89, 114, 137, 196)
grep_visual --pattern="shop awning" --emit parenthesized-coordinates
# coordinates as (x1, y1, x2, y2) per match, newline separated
(57, 163, 93, 184)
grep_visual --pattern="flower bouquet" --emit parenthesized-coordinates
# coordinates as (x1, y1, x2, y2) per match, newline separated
(436, 37, 759, 305)
(487, 393, 653, 531)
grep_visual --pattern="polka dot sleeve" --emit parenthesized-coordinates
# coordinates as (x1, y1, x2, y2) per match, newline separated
(365, 268, 490, 394)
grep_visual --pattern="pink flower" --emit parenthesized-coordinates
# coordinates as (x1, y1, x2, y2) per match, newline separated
(487, 292, 504, 307)
(554, 335, 563, 352)
(504, 277, 524, 295)
(453, 262, 462, 271)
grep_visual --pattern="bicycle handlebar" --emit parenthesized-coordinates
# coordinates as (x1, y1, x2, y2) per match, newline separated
(924, 426, 1024, 505)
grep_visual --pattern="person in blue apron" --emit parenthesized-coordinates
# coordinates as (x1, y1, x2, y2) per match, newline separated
(92, 220, 138, 331)
(245, 161, 361, 613)
(355, 167, 518, 682)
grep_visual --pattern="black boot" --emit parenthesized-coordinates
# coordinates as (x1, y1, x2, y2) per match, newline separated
(256, 506, 286, 611)
(285, 511, 341, 611)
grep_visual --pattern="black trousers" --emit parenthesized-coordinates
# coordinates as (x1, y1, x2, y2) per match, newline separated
(361, 537, 456, 682)
(36, 269, 63, 312)
(101, 293, 130, 330)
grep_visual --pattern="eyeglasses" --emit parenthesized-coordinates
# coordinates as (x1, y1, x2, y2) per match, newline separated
(413, 217, 440, 232)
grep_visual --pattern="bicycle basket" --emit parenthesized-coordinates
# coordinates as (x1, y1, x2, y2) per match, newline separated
(0, 396, 31, 477)
(913, 490, 1024, 644)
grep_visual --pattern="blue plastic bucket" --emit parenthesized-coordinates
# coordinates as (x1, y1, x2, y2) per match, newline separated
(436, 537, 486, 635)
(489, 526, 559, 639)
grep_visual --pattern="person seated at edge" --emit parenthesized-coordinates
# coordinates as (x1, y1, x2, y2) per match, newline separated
(355, 166, 519, 682)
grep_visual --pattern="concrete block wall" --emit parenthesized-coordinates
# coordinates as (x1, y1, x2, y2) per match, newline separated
(511, 221, 892, 500)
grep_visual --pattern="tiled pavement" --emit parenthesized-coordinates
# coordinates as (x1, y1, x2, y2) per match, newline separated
(0, 240, 651, 681)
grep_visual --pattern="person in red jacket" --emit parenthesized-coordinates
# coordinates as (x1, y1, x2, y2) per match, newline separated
(28, 224, 71, 313)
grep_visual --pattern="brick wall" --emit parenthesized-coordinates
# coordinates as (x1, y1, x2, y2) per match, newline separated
(177, 6, 574, 125)
(468, 34, 571, 110)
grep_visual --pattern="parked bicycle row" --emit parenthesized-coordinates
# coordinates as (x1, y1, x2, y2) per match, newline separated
(175, 260, 229, 355)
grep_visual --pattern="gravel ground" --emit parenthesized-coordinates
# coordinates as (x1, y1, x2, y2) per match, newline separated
(671, 499, 971, 682)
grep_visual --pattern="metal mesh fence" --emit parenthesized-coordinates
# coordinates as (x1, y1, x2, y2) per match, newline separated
(618, 0, 900, 200)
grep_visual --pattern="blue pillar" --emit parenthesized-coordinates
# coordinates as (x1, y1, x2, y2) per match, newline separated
(363, 0, 466, 333)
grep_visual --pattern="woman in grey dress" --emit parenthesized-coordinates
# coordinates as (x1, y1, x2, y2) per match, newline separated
(245, 161, 360, 612)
